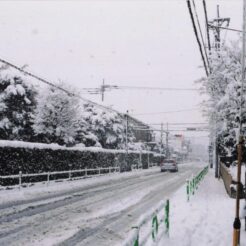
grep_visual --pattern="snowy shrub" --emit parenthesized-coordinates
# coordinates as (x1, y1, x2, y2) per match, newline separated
(0, 71, 37, 141)
(0, 141, 160, 185)
(81, 103, 135, 149)
(33, 83, 80, 146)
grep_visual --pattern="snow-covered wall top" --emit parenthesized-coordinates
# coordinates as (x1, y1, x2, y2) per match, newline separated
(0, 140, 156, 155)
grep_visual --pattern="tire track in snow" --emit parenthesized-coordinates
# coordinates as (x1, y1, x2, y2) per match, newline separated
(0, 165, 200, 246)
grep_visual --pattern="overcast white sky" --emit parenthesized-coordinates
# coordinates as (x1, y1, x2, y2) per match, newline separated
(0, 0, 243, 141)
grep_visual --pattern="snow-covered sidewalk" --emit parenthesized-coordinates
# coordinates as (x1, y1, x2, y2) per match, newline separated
(159, 168, 246, 246)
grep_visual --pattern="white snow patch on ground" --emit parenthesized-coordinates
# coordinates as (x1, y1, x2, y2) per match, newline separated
(0, 167, 159, 205)
(158, 168, 246, 246)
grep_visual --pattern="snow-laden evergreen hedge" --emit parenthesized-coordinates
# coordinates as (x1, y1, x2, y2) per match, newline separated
(0, 140, 164, 186)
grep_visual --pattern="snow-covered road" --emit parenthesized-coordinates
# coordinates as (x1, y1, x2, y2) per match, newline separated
(0, 162, 202, 246)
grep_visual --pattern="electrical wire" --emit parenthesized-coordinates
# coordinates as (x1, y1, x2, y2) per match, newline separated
(131, 108, 200, 116)
(80, 85, 199, 93)
(186, 0, 209, 76)
(148, 122, 208, 126)
(203, 0, 211, 52)
(0, 57, 130, 116)
(208, 24, 242, 33)
(192, 0, 210, 72)
(113, 85, 198, 91)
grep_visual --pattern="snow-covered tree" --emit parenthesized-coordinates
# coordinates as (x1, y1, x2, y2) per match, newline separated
(0, 71, 37, 141)
(82, 103, 128, 149)
(33, 83, 80, 146)
(198, 40, 245, 156)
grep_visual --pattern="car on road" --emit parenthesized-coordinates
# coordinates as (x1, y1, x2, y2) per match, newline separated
(160, 159, 178, 172)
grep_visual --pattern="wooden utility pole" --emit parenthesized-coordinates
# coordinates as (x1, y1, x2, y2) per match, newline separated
(233, 0, 246, 244)
(208, 5, 230, 51)
(166, 123, 169, 158)
(101, 79, 105, 102)
(125, 110, 129, 169)
(216, 5, 221, 50)
(125, 110, 129, 152)
(161, 123, 164, 154)
(215, 116, 219, 178)
(203, 0, 211, 52)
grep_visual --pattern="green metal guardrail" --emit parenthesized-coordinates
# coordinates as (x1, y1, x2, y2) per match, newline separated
(186, 166, 209, 201)
(124, 199, 169, 246)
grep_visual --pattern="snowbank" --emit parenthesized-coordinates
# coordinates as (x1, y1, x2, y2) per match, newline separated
(159, 169, 246, 246)
(0, 139, 153, 154)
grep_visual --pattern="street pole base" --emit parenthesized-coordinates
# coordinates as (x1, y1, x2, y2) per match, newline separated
(233, 217, 241, 246)
(233, 229, 240, 246)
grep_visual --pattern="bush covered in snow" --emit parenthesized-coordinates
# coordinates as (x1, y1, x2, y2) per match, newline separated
(32, 83, 80, 146)
(0, 140, 164, 185)
(0, 67, 155, 151)
(0, 70, 37, 141)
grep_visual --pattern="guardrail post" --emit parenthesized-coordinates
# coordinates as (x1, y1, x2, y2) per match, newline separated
(186, 179, 190, 201)
(189, 179, 191, 196)
(139, 152, 142, 169)
(85, 168, 87, 177)
(185, 166, 209, 201)
(99, 168, 101, 175)
(131, 227, 139, 246)
(192, 175, 195, 195)
(69, 169, 72, 180)
(165, 199, 170, 235)
(152, 214, 159, 241)
(47, 172, 50, 185)
(19, 171, 22, 189)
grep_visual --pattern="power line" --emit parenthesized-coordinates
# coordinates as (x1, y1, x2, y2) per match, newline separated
(113, 85, 198, 91)
(131, 108, 200, 116)
(0, 58, 75, 96)
(192, 0, 210, 72)
(148, 122, 208, 126)
(80, 85, 199, 93)
(185, 135, 209, 138)
(134, 128, 208, 132)
(0, 58, 127, 116)
(203, 0, 211, 52)
(208, 24, 242, 33)
(186, 0, 209, 76)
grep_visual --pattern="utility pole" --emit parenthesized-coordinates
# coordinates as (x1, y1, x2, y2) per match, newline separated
(161, 123, 164, 154)
(215, 116, 219, 178)
(208, 5, 230, 51)
(125, 110, 129, 169)
(216, 5, 221, 50)
(233, 0, 246, 244)
(166, 123, 169, 158)
(101, 79, 105, 102)
(203, 0, 211, 53)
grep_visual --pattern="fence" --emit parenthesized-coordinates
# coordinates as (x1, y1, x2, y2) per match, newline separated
(124, 199, 169, 246)
(0, 166, 120, 188)
(131, 163, 158, 171)
(220, 162, 233, 197)
(186, 166, 208, 201)
(219, 161, 246, 199)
